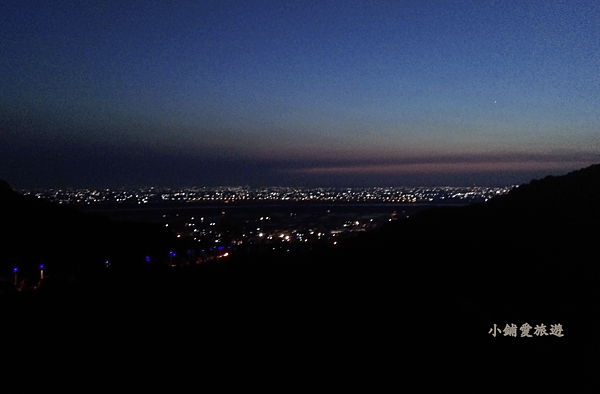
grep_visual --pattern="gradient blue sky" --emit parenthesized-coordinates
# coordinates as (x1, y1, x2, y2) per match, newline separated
(1, 0, 598, 188)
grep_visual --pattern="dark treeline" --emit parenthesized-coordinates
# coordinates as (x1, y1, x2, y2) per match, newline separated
(1, 165, 599, 387)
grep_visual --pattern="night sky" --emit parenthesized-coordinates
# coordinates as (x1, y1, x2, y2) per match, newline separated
(2, 0, 599, 189)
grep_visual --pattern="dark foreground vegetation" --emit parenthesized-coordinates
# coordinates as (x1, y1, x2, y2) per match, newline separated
(1, 165, 599, 387)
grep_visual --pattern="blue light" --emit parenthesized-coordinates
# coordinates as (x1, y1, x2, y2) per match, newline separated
(13, 267, 18, 273)
(145, 256, 150, 262)
(218, 246, 224, 251)
(169, 251, 176, 257)
(39, 264, 44, 269)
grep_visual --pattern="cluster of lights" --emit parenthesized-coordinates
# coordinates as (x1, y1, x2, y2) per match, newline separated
(23, 186, 514, 205)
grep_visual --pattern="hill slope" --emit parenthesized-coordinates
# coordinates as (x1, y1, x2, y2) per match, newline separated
(2, 165, 599, 387)
(0, 181, 177, 282)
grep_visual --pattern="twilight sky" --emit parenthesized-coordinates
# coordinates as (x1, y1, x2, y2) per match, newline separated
(1, 0, 599, 189)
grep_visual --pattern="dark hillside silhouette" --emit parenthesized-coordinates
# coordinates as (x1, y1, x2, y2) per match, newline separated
(324, 163, 600, 386)
(0, 182, 177, 280)
(1, 165, 599, 387)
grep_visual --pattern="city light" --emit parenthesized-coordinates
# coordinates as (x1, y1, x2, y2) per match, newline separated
(16, 184, 515, 271)
(23, 186, 513, 206)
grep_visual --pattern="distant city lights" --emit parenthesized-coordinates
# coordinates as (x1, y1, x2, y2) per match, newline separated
(22, 185, 514, 206)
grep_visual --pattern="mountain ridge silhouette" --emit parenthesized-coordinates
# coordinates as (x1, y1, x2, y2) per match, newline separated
(1, 164, 598, 387)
